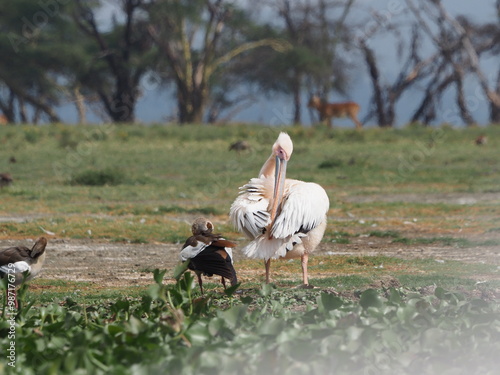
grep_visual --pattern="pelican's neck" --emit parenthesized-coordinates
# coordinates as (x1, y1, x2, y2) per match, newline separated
(259, 153, 276, 178)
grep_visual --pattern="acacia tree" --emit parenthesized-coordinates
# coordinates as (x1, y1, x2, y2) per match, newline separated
(238, 0, 356, 125)
(405, 0, 500, 126)
(145, 0, 290, 124)
(357, 19, 431, 127)
(72, 0, 154, 123)
(0, 0, 69, 123)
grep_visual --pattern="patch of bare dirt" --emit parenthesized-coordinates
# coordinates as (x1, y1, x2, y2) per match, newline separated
(1, 232, 498, 288)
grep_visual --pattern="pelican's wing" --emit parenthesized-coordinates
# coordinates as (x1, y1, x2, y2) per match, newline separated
(271, 182, 329, 239)
(229, 178, 271, 239)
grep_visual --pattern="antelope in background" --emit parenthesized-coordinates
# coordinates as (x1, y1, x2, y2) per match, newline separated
(308, 94, 362, 130)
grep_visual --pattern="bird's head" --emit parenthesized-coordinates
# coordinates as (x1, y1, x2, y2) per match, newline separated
(272, 132, 293, 162)
(191, 217, 214, 236)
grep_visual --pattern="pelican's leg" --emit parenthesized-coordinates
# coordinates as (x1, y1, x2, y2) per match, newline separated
(301, 253, 309, 286)
(265, 259, 271, 283)
(221, 277, 227, 290)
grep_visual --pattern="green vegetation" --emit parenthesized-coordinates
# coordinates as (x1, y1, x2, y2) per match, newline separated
(1, 271, 498, 375)
(1, 124, 499, 374)
(70, 168, 126, 186)
(1, 124, 499, 240)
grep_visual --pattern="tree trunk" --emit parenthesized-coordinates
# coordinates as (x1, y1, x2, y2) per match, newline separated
(110, 96, 135, 123)
(73, 85, 87, 124)
(18, 97, 27, 123)
(2, 89, 16, 123)
(177, 85, 205, 124)
(491, 68, 500, 124)
(292, 72, 301, 125)
(360, 40, 390, 127)
(455, 72, 475, 126)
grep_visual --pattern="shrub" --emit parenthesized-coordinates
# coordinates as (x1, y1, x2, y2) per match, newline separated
(70, 168, 125, 186)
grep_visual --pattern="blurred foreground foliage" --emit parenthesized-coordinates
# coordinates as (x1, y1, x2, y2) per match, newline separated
(1, 269, 498, 375)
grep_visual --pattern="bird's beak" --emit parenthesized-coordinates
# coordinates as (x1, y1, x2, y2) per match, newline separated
(268, 156, 287, 237)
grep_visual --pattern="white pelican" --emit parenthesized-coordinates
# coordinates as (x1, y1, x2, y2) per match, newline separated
(180, 217, 238, 294)
(0, 237, 48, 308)
(230, 132, 329, 286)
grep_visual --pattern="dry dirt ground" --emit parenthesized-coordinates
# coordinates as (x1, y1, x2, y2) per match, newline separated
(0, 233, 498, 288)
(1, 192, 499, 289)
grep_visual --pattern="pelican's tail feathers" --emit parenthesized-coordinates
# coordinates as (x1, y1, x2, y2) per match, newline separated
(242, 234, 302, 260)
(284, 232, 306, 251)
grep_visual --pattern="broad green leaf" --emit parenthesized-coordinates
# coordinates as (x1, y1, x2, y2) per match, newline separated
(185, 321, 209, 345)
(359, 289, 383, 310)
(153, 268, 168, 284)
(258, 317, 285, 336)
(318, 293, 343, 312)
(218, 305, 247, 329)
(223, 283, 240, 297)
(172, 262, 189, 281)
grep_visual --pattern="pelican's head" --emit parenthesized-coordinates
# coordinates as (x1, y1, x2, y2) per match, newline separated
(272, 132, 293, 162)
(191, 217, 214, 236)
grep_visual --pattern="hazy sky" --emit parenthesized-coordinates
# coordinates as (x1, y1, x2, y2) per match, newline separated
(60, 0, 499, 126)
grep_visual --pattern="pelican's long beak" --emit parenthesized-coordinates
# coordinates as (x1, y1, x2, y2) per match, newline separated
(268, 156, 287, 238)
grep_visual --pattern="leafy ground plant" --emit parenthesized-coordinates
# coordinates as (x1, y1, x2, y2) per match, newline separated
(1, 270, 499, 375)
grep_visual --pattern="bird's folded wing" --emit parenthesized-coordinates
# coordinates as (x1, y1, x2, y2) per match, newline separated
(190, 249, 236, 281)
(180, 240, 209, 262)
(0, 261, 31, 275)
(229, 178, 271, 239)
(271, 182, 329, 239)
(211, 239, 237, 248)
(0, 247, 31, 265)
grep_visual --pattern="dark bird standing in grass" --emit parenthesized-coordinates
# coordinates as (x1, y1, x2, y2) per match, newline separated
(475, 135, 487, 145)
(0, 237, 48, 308)
(229, 140, 251, 153)
(180, 218, 237, 294)
(0, 173, 13, 188)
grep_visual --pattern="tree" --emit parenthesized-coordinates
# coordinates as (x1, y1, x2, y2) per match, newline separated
(0, 0, 70, 123)
(405, 0, 500, 126)
(146, 0, 290, 124)
(237, 0, 357, 125)
(357, 17, 429, 127)
(72, 0, 154, 123)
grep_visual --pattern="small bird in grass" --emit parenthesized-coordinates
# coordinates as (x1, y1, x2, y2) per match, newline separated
(180, 218, 238, 294)
(229, 140, 251, 153)
(475, 135, 487, 145)
(0, 173, 13, 188)
(0, 237, 48, 308)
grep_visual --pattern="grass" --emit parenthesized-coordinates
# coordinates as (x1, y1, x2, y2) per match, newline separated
(1, 271, 499, 375)
(1, 124, 499, 374)
(1, 124, 500, 240)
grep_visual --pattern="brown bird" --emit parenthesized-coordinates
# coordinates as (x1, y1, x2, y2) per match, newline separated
(229, 140, 251, 153)
(475, 135, 487, 145)
(0, 237, 48, 308)
(0, 173, 13, 188)
(180, 218, 237, 294)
